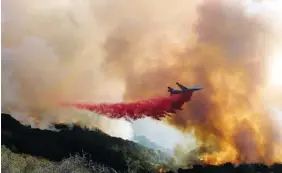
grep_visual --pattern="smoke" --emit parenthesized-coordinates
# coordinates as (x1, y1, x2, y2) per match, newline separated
(1, 36, 133, 138)
(2, 0, 282, 164)
(1, 0, 199, 140)
(1, 0, 129, 139)
(100, 0, 282, 164)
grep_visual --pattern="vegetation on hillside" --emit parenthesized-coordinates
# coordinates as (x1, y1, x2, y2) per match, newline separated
(1, 146, 133, 173)
(133, 135, 172, 154)
(2, 114, 282, 173)
(1, 114, 174, 173)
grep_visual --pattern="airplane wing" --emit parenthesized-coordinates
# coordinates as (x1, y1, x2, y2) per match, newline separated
(176, 82, 203, 91)
(176, 82, 188, 90)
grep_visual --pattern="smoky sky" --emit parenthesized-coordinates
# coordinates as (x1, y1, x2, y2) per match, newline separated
(100, 0, 281, 163)
(2, 0, 281, 163)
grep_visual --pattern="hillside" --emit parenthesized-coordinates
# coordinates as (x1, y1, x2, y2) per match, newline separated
(1, 113, 172, 173)
(2, 145, 117, 173)
(2, 113, 282, 173)
(133, 135, 172, 154)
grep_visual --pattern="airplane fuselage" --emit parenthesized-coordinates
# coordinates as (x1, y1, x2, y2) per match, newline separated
(167, 82, 203, 113)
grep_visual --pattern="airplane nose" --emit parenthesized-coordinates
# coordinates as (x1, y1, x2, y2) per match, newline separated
(197, 86, 204, 90)
(187, 86, 203, 91)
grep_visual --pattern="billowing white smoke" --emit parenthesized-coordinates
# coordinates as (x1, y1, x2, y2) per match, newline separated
(1, 0, 199, 141)
(1, 0, 134, 139)
(1, 36, 133, 139)
(7, 0, 280, 150)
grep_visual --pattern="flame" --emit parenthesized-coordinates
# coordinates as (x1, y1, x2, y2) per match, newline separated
(178, 48, 281, 164)
(122, 43, 282, 165)
(158, 168, 164, 173)
(3, 0, 282, 165)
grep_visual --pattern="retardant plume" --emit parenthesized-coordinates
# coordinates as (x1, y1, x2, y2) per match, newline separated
(67, 91, 198, 120)
(101, 0, 282, 165)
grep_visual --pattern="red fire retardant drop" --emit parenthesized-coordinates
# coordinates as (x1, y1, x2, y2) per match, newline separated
(65, 92, 194, 121)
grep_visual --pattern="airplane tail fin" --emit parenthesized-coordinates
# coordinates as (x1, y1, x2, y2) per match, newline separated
(168, 87, 173, 92)
(168, 87, 174, 94)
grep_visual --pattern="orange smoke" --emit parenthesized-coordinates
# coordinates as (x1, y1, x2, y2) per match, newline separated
(120, 43, 282, 164)
(2, 0, 282, 165)
(100, 0, 282, 165)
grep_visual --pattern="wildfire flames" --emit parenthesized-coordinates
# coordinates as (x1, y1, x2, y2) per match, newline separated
(119, 44, 282, 165)
(103, 0, 282, 165)
(158, 168, 164, 173)
(2, 0, 282, 166)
